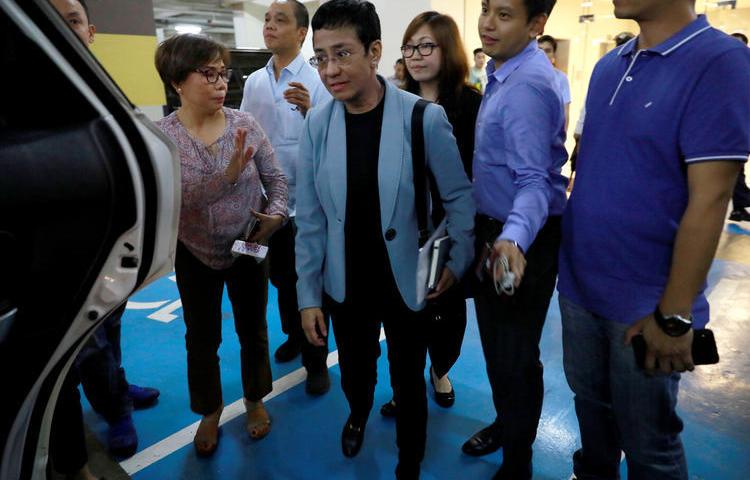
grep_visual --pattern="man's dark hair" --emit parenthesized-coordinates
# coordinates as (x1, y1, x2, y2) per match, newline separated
(731, 32, 748, 45)
(614, 31, 635, 47)
(523, 0, 556, 22)
(538, 34, 557, 52)
(473, 47, 483, 55)
(287, 0, 309, 29)
(77, 0, 91, 23)
(311, 0, 380, 49)
(155, 34, 230, 93)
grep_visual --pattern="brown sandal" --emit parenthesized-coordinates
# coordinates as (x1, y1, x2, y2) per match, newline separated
(193, 406, 222, 456)
(244, 399, 271, 440)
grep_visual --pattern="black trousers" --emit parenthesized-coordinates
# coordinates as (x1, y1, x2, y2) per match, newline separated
(326, 283, 428, 474)
(732, 170, 750, 210)
(473, 215, 561, 464)
(391, 284, 467, 408)
(175, 242, 272, 415)
(268, 220, 328, 372)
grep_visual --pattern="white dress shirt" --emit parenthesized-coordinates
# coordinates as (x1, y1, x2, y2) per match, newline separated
(240, 52, 330, 216)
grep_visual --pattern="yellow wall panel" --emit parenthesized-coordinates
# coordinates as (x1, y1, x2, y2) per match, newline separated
(91, 33, 165, 107)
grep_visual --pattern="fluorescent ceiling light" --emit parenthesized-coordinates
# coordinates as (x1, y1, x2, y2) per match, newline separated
(174, 24, 202, 35)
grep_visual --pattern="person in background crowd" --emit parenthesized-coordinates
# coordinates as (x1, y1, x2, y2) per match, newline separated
(558, 0, 750, 477)
(154, 33, 288, 456)
(376, 9, 480, 419)
(462, 0, 566, 478)
(296, 1, 475, 477)
(569, 31, 634, 190)
(240, 0, 332, 395)
(387, 58, 407, 88)
(537, 34, 570, 127)
(727, 31, 750, 222)
(48, 1, 160, 478)
(468, 47, 488, 92)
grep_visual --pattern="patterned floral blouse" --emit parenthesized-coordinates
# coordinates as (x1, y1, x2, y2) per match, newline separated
(156, 107, 288, 270)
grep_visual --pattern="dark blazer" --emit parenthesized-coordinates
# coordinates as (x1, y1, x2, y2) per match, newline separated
(440, 85, 483, 178)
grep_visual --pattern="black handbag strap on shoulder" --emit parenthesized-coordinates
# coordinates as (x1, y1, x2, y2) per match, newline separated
(411, 99, 430, 247)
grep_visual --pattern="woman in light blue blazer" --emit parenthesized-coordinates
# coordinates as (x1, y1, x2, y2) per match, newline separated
(295, 1, 475, 478)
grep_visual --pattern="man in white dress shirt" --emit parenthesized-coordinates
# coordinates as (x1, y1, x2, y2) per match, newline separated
(240, 0, 332, 394)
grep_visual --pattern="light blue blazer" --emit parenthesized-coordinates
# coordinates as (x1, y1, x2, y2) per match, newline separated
(295, 78, 475, 311)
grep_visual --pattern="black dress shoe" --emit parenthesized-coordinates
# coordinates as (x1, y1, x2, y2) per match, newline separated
(429, 367, 455, 408)
(341, 415, 366, 458)
(305, 369, 330, 396)
(729, 209, 750, 222)
(274, 338, 301, 362)
(462, 423, 503, 457)
(379, 399, 398, 417)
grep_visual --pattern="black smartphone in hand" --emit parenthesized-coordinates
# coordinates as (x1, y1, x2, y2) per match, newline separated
(632, 329, 719, 370)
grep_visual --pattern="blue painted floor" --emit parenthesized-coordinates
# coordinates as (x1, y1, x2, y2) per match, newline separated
(80, 231, 750, 479)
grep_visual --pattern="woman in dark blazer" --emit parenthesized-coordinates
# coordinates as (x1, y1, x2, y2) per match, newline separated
(378, 11, 482, 416)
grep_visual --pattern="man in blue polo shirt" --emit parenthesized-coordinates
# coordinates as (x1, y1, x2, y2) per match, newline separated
(558, 0, 750, 477)
(461, 0, 567, 478)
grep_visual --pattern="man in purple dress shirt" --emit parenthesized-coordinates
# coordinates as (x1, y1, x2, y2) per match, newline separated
(460, 0, 567, 478)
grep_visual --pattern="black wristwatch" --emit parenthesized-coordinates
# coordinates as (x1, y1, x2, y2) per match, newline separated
(654, 306, 693, 337)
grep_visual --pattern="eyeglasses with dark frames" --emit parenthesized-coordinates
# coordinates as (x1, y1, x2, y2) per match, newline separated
(400, 42, 439, 58)
(194, 68, 233, 84)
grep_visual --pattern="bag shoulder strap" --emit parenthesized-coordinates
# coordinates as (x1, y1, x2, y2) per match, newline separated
(411, 99, 430, 247)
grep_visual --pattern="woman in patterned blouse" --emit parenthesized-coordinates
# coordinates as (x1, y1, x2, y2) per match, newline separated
(154, 34, 288, 456)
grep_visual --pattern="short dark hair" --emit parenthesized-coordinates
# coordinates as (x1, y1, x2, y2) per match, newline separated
(732, 32, 748, 45)
(523, 0, 556, 22)
(614, 31, 635, 46)
(286, 0, 309, 29)
(473, 47, 484, 55)
(76, 0, 91, 23)
(537, 34, 557, 52)
(311, 0, 380, 50)
(155, 34, 230, 93)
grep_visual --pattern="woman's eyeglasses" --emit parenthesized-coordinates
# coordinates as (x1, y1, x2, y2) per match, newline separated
(400, 42, 439, 58)
(194, 68, 232, 84)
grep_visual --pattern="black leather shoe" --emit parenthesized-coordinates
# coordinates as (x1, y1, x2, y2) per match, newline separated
(430, 367, 455, 408)
(462, 423, 503, 457)
(274, 338, 301, 362)
(341, 415, 366, 458)
(729, 209, 750, 222)
(379, 399, 398, 417)
(305, 369, 330, 396)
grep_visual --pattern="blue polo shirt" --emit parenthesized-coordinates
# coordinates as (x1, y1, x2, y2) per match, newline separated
(558, 15, 750, 328)
(473, 40, 568, 253)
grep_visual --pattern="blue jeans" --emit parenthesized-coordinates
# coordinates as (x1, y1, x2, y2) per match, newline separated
(559, 296, 688, 480)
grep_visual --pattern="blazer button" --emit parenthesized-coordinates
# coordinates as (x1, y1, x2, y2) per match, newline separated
(385, 228, 396, 241)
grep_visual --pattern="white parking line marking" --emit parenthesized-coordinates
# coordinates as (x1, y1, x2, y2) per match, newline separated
(121, 328, 386, 475)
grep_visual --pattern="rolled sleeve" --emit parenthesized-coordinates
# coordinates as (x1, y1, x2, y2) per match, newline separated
(497, 84, 557, 252)
(250, 117, 288, 218)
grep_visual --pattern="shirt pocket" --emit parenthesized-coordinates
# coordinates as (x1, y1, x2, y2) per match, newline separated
(280, 99, 304, 143)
